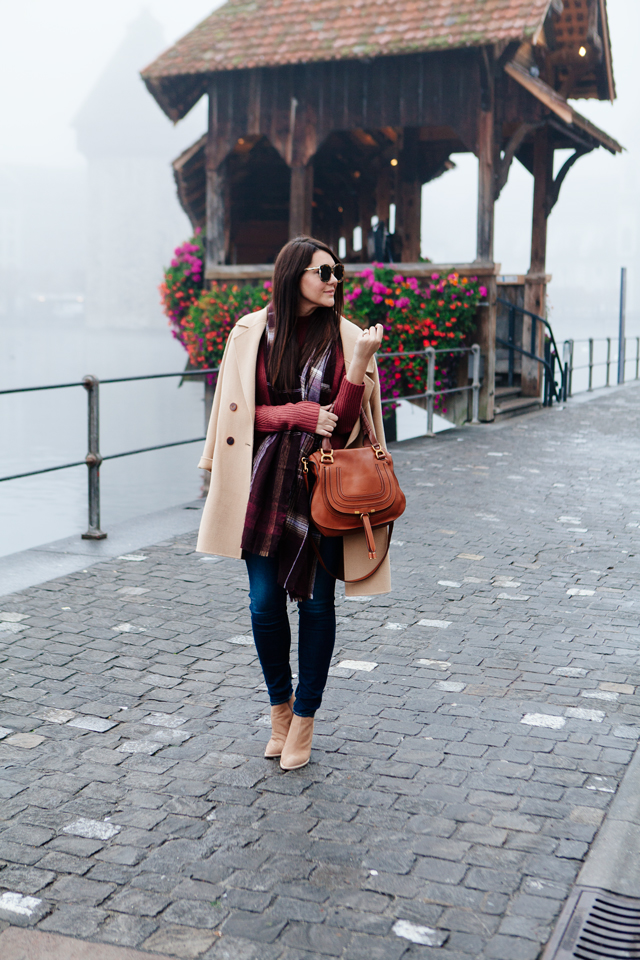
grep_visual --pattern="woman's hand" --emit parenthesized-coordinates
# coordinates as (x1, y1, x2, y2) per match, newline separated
(346, 323, 384, 385)
(315, 404, 338, 437)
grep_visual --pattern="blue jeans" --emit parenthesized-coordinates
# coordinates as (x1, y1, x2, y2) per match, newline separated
(244, 537, 342, 717)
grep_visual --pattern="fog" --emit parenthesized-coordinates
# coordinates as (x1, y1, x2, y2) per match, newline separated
(0, 0, 637, 556)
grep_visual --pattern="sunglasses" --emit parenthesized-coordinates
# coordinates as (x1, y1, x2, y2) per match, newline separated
(303, 263, 345, 283)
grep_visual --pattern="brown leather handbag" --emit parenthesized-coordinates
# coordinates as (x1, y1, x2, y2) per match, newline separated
(302, 410, 406, 583)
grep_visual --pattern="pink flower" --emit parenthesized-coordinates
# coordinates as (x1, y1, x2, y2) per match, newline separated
(479, 286, 487, 298)
(396, 297, 410, 309)
(372, 281, 389, 296)
(263, 281, 272, 290)
(372, 294, 383, 304)
(393, 274, 404, 284)
(431, 272, 440, 280)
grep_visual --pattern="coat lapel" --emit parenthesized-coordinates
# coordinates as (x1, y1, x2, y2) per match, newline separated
(232, 308, 268, 416)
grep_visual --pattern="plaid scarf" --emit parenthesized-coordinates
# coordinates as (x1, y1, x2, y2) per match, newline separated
(241, 305, 336, 600)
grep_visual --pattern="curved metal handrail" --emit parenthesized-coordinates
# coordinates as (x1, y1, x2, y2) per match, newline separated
(496, 296, 566, 405)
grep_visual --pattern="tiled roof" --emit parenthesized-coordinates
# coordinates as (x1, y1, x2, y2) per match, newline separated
(142, 0, 552, 80)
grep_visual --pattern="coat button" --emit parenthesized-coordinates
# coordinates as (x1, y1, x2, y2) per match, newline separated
(230, 403, 237, 411)
(226, 437, 235, 445)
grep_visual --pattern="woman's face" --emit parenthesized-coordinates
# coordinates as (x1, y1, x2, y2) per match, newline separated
(298, 249, 339, 316)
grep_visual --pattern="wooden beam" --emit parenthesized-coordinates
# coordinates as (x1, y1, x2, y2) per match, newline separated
(477, 274, 497, 422)
(205, 80, 233, 271)
(504, 61, 573, 124)
(375, 162, 391, 225)
(205, 166, 227, 269)
(545, 146, 591, 216)
(398, 128, 421, 262)
(476, 107, 495, 261)
(522, 126, 553, 397)
(529, 127, 552, 275)
(289, 164, 313, 238)
(205, 260, 499, 282)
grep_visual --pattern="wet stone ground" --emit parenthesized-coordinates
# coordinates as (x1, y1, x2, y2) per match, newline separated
(1, 384, 640, 959)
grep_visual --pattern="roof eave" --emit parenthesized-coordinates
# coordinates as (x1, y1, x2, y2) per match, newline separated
(505, 60, 622, 154)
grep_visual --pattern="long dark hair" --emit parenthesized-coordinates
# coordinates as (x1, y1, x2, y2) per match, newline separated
(268, 236, 343, 394)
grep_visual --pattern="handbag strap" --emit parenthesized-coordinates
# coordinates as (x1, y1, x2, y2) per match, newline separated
(321, 407, 384, 456)
(308, 522, 394, 584)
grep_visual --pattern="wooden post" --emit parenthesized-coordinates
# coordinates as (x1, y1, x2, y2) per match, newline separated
(476, 108, 495, 261)
(376, 162, 391, 224)
(398, 128, 421, 262)
(522, 127, 552, 396)
(475, 84, 496, 419)
(477, 272, 497, 421)
(205, 166, 227, 270)
(359, 183, 376, 262)
(289, 164, 313, 238)
(205, 81, 229, 271)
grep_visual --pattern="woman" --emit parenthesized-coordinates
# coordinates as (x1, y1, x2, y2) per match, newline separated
(196, 237, 390, 770)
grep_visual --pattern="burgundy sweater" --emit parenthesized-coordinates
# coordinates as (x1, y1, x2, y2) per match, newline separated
(255, 323, 364, 447)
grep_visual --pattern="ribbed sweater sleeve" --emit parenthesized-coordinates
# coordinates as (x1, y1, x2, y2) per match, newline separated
(255, 401, 320, 434)
(333, 377, 365, 435)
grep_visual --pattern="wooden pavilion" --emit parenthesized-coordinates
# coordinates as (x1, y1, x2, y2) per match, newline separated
(142, 0, 621, 420)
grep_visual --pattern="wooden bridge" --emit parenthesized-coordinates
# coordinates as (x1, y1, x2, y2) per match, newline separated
(142, 0, 622, 422)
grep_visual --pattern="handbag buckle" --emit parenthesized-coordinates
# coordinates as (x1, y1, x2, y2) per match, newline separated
(320, 450, 334, 464)
(301, 457, 308, 473)
(373, 445, 386, 460)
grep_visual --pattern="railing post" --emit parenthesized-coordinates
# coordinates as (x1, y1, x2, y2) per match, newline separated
(426, 347, 435, 437)
(606, 338, 611, 386)
(81, 375, 106, 540)
(618, 266, 627, 384)
(202, 377, 215, 497)
(508, 304, 515, 387)
(569, 340, 574, 398)
(588, 338, 594, 392)
(543, 339, 550, 406)
(562, 339, 573, 401)
(471, 344, 480, 424)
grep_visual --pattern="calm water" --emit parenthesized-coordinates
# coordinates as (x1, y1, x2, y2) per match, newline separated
(0, 315, 206, 558)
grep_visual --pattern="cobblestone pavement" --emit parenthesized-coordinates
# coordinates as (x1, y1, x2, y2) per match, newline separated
(1, 385, 640, 960)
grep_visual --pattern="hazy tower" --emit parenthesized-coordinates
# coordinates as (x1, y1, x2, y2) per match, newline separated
(74, 11, 190, 328)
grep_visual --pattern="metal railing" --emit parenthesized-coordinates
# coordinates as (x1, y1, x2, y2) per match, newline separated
(496, 297, 567, 405)
(2, 345, 482, 540)
(0, 369, 219, 540)
(377, 344, 481, 436)
(562, 337, 640, 396)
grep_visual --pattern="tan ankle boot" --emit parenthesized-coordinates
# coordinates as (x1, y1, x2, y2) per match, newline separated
(264, 697, 294, 758)
(280, 715, 314, 770)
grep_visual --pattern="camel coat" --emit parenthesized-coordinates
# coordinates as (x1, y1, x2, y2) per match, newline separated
(196, 306, 391, 596)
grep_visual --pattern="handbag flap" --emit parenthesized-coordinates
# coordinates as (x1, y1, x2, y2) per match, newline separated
(318, 447, 398, 515)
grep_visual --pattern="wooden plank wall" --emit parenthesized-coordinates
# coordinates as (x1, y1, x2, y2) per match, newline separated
(206, 50, 484, 169)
